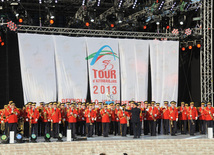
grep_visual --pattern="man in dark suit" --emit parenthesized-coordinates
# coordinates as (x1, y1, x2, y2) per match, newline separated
(125, 102, 141, 138)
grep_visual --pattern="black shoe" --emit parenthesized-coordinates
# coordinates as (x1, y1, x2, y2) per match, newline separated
(133, 137, 137, 139)
(137, 136, 140, 138)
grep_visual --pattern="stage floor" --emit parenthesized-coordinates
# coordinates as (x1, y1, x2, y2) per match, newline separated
(16, 133, 208, 144)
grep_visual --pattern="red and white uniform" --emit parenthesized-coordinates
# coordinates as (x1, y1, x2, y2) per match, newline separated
(169, 107, 178, 121)
(50, 108, 62, 123)
(27, 108, 39, 124)
(100, 108, 111, 123)
(84, 109, 96, 124)
(119, 110, 129, 124)
(205, 107, 214, 121)
(187, 107, 198, 120)
(67, 108, 78, 123)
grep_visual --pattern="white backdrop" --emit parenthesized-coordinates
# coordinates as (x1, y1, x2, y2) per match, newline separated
(150, 40, 179, 106)
(86, 38, 120, 103)
(53, 36, 87, 103)
(119, 39, 149, 105)
(18, 33, 57, 104)
(18, 33, 179, 106)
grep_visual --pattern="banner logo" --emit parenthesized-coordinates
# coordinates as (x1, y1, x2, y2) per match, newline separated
(85, 45, 119, 65)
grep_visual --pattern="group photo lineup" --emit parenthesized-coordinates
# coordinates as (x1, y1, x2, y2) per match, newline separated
(0, 0, 212, 154)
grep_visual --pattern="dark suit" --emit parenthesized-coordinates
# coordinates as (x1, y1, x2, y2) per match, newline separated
(126, 107, 141, 138)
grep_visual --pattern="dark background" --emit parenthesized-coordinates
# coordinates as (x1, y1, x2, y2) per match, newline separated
(0, 31, 201, 108)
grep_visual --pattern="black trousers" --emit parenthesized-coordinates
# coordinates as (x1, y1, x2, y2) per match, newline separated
(96, 122, 102, 136)
(102, 123, 109, 137)
(129, 120, 133, 135)
(113, 121, 118, 135)
(189, 120, 196, 135)
(47, 122, 51, 134)
(31, 123, 38, 137)
(76, 121, 81, 135)
(109, 121, 114, 134)
(59, 122, 66, 136)
(199, 120, 206, 134)
(144, 120, 149, 135)
(86, 123, 93, 137)
(180, 120, 187, 134)
(207, 120, 213, 128)
(5, 122, 9, 136)
(132, 122, 140, 138)
(52, 123, 59, 138)
(8, 123, 17, 136)
(24, 122, 29, 137)
(156, 119, 161, 134)
(117, 122, 121, 135)
(80, 121, 86, 136)
(121, 124, 127, 136)
(170, 121, 177, 136)
(68, 123, 76, 138)
(38, 119, 44, 136)
(149, 120, 156, 136)
(44, 122, 49, 134)
(163, 119, 169, 135)
(139, 121, 142, 136)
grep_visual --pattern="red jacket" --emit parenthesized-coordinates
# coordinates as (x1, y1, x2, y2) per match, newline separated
(119, 110, 129, 124)
(60, 108, 66, 122)
(110, 109, 116, 122)
(95, 108, 102, 122)
(169, 107, 178, 121)
(8, 108, 20, 123)
(84, 109, 96, 123)
(205, 107, 214, 121)
(147, 107, 158, 121)
(27, 109, 39, 124)
(156, 107, 162, 119)
(41, 108, 49, 123)
(161, 107, 169, 119)
(76, 108, 82, 122)
(100, 108, 111, 123)
(187, 107, 198, 120)
(50, 108, 62, 123)
(67, 108, 78, 123)
(198, 107, 206, 120)
(179, 106, 188, 120)
(115, 108, 121, 122)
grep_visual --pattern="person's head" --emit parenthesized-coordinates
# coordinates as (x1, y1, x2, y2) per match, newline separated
(201, 102, 205, 108)
(92, 102, 95, 109)
(98, 102, 102, 108)
(164, 101, 168, 107)
(45, 104, 48, 109)
(53, 103, 57, 108)
(185, 104, 188, 108)
(171, 102, 175, 108)
(151, 101, 155, 107)
(190, 102, 194, 108)
(89, 104, 93, 110)
(32, 103, 36, 109)
(133, 102, 138, 108)
(60, 103, 65, 109)
(49, 103, 53, 108)
(122, 105, 126, 110)
(181, 102, 185, 107)
(207, 102, 212, 108)
(71, 104, 74, 109)
(156, 103, 160, 108)
(11, 103, 15, 109)
(116, 103, 120, 109)
(110, 103, 113, 109)
(144, 101, 148, 108)
(82, 103, 86, 109)
(40, 102, 44, 107)
(104, 104, 107, 109)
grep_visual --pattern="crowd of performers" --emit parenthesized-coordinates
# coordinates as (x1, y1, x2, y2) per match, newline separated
(0, 100, 214, 139)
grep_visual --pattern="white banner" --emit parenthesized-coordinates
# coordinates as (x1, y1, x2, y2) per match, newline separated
(86, 38, 120, 103)
(119, 39, 149, 105)
(150, 40, 179, 106)
(18, 33, 57, 105)
(53, 36, 87, 103)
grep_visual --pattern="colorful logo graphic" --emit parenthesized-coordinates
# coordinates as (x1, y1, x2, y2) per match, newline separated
(85, 45, 119, 66)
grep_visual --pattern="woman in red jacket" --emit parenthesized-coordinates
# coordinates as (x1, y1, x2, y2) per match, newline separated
(67, 103, 78, 138)
(8, 103, 20, 136)
(27, 103, 39, 136)
(84, 103, 96, 137)
(119, 105, 129, 136)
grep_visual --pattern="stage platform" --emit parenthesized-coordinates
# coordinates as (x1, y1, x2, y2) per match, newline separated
(0, 133, 213, 155)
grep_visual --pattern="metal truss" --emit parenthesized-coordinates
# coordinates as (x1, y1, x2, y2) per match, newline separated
(200, 0, 213, 104)
(17, 25, 179, 40)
